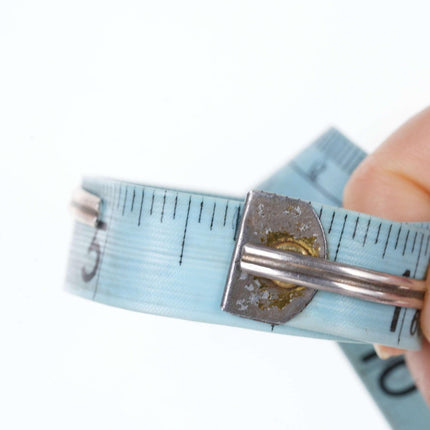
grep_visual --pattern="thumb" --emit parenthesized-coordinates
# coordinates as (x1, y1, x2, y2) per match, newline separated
(343, 106, 430, 405)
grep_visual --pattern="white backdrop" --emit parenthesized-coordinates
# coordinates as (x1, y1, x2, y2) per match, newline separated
(1, 1, 430, 429)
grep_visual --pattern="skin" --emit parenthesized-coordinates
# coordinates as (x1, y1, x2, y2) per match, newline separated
(343, 106, 430, 406)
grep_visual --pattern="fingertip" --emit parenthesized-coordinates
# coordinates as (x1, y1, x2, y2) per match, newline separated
(374, 344, 405, 360)
(343, 151, 430, 222)
(343, 155, 379, 212)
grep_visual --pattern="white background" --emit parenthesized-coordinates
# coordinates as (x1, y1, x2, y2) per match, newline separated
(1, 1, 430, 429)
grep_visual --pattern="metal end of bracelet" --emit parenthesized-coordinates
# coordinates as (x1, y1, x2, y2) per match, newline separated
(70, 188, 101, 227)
(221, 190, 327, 324)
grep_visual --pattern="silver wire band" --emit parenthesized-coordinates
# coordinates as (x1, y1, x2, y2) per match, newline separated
(240, 243, 426, 309)
(70, 188, 101, 227)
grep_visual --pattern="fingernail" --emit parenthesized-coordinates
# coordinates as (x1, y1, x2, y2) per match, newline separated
(374, 345, 391, 359)
(374, 344, 404, 360)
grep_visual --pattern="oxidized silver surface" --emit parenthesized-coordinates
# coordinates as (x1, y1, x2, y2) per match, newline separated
(221, 190, 327, 324)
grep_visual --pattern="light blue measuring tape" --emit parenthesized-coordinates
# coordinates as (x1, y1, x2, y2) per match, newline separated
(66, 129, 430, 429)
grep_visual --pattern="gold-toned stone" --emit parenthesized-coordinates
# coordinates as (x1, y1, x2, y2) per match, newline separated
(273, 241, 310, 289)
(252, 231, 321, 310)
(263, 232, 319, 289)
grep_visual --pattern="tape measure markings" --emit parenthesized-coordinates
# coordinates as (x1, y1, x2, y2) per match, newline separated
(149, 190, 155, 215)
(209, 202, 216, 230)
(198, 199, 203, 223)
(130, 188, 136, 213)
(414, 234, 424, 278)
(390, 306, 402, 333)
(411, 232, 417, 253)
(334, 214, 348, 261)
(288, 160, 342, 205)
(314, 129, 366, 174)
(173, 193, 178, 219)
(397, 308, 407, 344)
(352, 215, 359, 239)
(179, 196, 191, 265)
(358, 347, 416, 396)
(118, 185, 242, 242)
(394, 225, 402, 250)
(382, 224, 391, 256)
(223, 202, 229, 226)
(112, 185, 245, 273)
(160, 190, 166, 223)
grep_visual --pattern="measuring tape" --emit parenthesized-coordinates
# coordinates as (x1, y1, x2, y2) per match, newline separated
(66, 128, 430, 429)
(260, 130, 430, 429)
